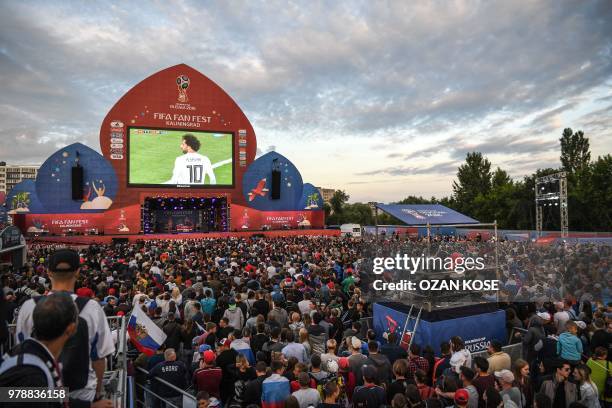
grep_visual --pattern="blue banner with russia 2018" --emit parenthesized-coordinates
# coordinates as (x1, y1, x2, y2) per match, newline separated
(373, 302, 507, 355)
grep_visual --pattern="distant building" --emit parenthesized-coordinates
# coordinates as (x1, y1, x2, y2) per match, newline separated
(316, 187, 336, 204)
(0, 162, 39, 194)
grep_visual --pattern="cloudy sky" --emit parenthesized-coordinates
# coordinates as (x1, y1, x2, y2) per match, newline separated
(1, 1, 611, 203)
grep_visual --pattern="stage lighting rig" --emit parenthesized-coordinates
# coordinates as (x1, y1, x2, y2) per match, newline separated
(535, 172, 568, 238)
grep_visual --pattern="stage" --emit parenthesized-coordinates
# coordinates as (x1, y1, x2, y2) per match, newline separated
(27, 228, 340, 245)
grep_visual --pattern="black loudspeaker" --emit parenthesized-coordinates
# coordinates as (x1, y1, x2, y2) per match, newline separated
(71, 166, 84, 200)
(271, 169, 281, 199)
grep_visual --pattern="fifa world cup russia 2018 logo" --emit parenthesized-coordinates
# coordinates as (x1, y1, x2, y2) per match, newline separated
(176, 75, 190, 102)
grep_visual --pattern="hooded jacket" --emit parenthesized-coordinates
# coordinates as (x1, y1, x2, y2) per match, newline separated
(557, 332, 582, 361)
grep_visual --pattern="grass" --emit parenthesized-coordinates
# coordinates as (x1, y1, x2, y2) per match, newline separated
(129, 129, 233, 185)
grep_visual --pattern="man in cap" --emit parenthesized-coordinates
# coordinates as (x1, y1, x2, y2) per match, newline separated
(215, 338, 238, 405)
(15, 248, 114, 408)
(193, 350, 222, 399)
(348, 336, 368, 386)
(223, 298, 244, 330)
(495, 369, 524, 408)
(454, 389, 470, 408)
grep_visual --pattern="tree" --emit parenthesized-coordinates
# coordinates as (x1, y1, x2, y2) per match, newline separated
(492, 167, 512, 189)
(560, 128, 590, 174)
(452, 152, 492, 216)
(329, 190, 349, 215)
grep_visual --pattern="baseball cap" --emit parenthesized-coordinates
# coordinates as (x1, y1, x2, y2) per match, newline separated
(202, 350, 216, 364)
(494, 369, 515, 383)
(327, 360, 339, 373)
(48, 249, 80, 272)
(338, 357, 349, 370)
(536, 312, 551, 321)
(454, 389, 469, 404)
(351, 336, 362, 349)
(198, 344, 211, 353)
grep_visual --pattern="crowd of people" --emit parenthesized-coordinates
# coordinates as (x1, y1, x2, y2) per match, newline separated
(0, 235, 609, 408)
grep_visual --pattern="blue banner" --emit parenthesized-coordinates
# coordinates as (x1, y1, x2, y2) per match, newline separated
(373, 303, 506, 355)
(376, 204, 479, 226)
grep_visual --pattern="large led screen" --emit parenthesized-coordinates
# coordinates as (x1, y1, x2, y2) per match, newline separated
(128, 128, 234, 187)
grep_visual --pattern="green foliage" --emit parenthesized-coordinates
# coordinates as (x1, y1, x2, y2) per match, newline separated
(325, 129, 610, 231)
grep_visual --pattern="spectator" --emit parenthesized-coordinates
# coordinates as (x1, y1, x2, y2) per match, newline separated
(387, 359, 412, 404)
(231, 329, 256, 366)
(224, 299, 245, 331)
(415, 369, 434, 401)
(262, 360, 291, 408)
(487, 340, 512, 373)
(472, 357, 495, 408)
(572, 364, 600, 408)
(459, 367, 479, 408)
(494, 369, 525, 408)
(15, 249, 114, 406)
(0, 292, 87, 407)
(450, 336, 472, 374)
(539, 361, 577, 408)
(352, 365, 386, 408)
(244, 361, 268, 406)
(585, 347, 610, 405)
(407, 343, 430, 378)
(513, 359, 534, 408)
(553, 302, 570, 334)
(348, 336, 369, 386)
(319, 381, 341, 408)
(193, 350, 222, 399)
(433, 342, 452, 382)
(216, 337, 239, 405)
(557, 322, 583, 365)
(283, 330, 309, 364)
(293, 372, 322, 408)
(149, 348, 188, 408)
(309, 354, 330, 384)
(196, 391, 210, 408)
(320, 339, 340, 372)
(380, 333, 407, 366)
(365, 340, 392, 386)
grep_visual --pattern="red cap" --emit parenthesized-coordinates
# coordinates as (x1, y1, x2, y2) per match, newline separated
(109, 288, 117, 296)
(338, 357, 349, 370)
(454, 389, 469, 404)
(203, 350, 216, 364)
(116, 311, 125, 317)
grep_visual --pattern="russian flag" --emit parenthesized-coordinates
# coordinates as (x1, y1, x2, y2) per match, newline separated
(262, 375, 290, 408)
(127, 306, 167, 356)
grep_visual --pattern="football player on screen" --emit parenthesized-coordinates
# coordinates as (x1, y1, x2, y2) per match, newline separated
(165, 134, 216, 185)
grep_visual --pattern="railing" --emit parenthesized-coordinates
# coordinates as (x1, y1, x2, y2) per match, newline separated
(134, 366, 197, 408)
(471, 342, 523, 363)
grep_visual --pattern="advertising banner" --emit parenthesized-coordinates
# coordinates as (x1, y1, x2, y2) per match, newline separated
(230, 204, 324, 231)
(373, 303, 506, 355)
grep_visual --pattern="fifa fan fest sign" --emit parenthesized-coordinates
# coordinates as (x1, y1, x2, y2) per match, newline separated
(10, 64, 324, 234)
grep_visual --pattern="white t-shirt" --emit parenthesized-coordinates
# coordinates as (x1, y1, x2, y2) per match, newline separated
(165, 152, 216, 185)
(16, 294, 115, 401)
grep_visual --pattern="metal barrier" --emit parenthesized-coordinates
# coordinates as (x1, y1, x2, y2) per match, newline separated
(134, 366, 197, 408)
(471, 342, 523, 363)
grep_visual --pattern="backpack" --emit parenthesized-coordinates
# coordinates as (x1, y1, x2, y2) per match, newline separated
(0, 348, 54, 388)
(34, 295, 91, 390)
